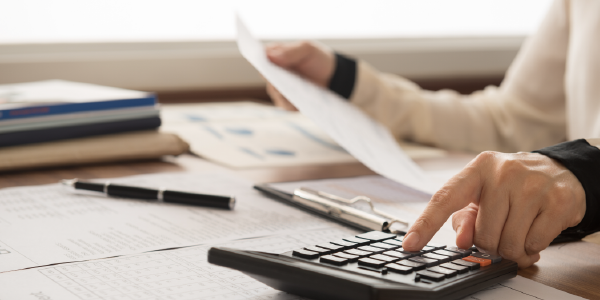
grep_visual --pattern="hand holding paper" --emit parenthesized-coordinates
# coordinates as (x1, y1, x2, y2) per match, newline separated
(236, 16, 434, 195)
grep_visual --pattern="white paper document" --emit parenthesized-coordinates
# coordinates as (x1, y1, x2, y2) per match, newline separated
(464, 276, 584, 300)
(236, 16, 435, 194)
(160, 101, 291, 124)
(0, 172, 337, 273)
(0, 228, 583, 300)
(160, 102, 358, 168)
(0, 228, 355, 300)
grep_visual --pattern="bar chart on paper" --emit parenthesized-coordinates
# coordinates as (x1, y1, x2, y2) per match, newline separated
(161, 102, 357, 168)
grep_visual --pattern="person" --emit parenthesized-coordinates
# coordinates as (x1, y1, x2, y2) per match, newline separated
(263, 0, 600, 268)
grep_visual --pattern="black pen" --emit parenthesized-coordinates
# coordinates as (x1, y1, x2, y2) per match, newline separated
(61, 178, 235, 210)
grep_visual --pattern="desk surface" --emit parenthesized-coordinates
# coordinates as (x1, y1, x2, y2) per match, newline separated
(1, 154, 598, 299)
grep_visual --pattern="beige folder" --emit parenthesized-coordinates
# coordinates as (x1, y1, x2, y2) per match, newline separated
(0, 130, 189, 171)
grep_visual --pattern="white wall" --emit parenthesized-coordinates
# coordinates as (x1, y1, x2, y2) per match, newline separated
(0, 0, 552, 91)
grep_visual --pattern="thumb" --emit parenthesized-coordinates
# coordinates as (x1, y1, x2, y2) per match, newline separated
(266, 41, 314, 69)
(402, 165, 483, 251)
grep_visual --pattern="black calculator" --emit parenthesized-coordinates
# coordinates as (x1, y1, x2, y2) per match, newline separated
(208, 231, 517, 300)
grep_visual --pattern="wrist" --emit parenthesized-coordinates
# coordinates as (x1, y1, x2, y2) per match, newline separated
(328, 53, 357, 99)
(534, 139, 600, 237)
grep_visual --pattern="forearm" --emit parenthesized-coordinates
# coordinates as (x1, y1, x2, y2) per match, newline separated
(330, 56, 566, 152)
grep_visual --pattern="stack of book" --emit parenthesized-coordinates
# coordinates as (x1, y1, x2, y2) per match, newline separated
(0, 80, 161, 147)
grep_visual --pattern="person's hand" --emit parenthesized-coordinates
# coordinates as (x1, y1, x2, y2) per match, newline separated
(265, 41, 336, 111)
(402, 151, 586, 268)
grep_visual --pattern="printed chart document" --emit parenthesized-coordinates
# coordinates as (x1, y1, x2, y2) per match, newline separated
(0, 172, 338, 273)
(0, 228, 583, 300)
(160, 102, 357, 168)
(161, 102, 446, 169)
(160, 101, 290, 123)
(236, 16, 435, 194)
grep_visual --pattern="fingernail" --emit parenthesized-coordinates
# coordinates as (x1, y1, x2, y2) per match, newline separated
(403, 232, 420, 249)
(455, 225, 462, 234)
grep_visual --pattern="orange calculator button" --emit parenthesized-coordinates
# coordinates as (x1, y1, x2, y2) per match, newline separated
(462, 256, 491, 267)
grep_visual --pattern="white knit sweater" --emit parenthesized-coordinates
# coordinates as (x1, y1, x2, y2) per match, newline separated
(350, 0, 600, 152)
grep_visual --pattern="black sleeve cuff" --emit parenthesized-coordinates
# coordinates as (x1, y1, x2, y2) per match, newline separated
(533, 139, 600, 239)
(328, 53, 357, 99)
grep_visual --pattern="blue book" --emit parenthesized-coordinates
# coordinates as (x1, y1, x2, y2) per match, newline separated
(0, 80, 156, 121)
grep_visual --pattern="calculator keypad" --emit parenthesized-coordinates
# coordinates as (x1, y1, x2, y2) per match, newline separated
(290, 231, 502, 284)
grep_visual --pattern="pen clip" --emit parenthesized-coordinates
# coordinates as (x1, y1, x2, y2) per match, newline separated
(297, 187, 409, 232)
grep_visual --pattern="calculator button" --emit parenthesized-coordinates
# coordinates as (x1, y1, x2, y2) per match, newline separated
(382, 250, 413, 259)
(462, 256, 492, 267)
(358, 258, 387, 268)
(416, 270, 446, 282)
(451, 259, 480, 270)
(369, 254, 398, 263)
(422, 253, 450, 263)
(330, 240, 357, 249)
(398, 260, 426, 271)
(304, 246, 331, 255)
(386, 263, 413, 274)
(445, 246, 472, 257)
(357, 246, 385, 254)
(471, 252, 502, 264)
(320, 255, 349, 266)
(426, 243, 446, 250)
(408, 256, 440, 267)
(316, 243, 345, 252)
(344, 249, 372, 258)
(433, 250, 462, 261)
(333, 252, 359, 262)
(382, 239, 403, 247)
(292, 249, 320, 259)
(439, 263, 469, 274)
(397, 248, 423, 255)
(427, 266, 458, 278)
(370, 242, 399, 250)
(343, 236, 371, 246)
(422, 246, 437, 252)
(356, 231, 397, 242)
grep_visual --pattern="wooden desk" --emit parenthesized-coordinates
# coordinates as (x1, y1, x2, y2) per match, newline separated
(1, 154, 598, 299)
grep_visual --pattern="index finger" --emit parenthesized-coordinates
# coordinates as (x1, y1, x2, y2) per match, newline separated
(402, 162, 484, 251)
